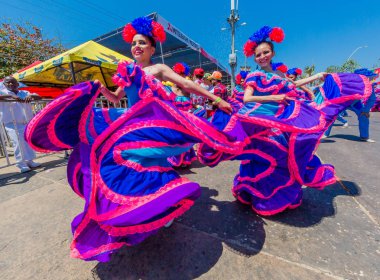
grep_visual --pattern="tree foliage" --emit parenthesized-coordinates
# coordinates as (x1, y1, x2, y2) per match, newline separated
(0, 21, 66, 78)
(325, 59, 360, 73)
(304, 65, 315, 77)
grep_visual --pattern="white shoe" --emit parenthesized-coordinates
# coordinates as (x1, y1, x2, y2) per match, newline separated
(360, 138, 375, 143)
(26, 161, 42, 168)
(342, 123, 349, 127)
(164, 219, 174, 228)
(19, 166, 31, 173)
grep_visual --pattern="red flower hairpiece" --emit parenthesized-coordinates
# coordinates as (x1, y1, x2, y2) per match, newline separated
(122, 17, 166, 44)
(269, 27, 285, 43)
(244, 26, 285, 57)
(151, 21, 166, 43)
(173, 63, 186, 75)
(243, 40, 257, 57)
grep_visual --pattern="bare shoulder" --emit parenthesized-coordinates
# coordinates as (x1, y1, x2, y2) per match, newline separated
(154, 63, 171, 72)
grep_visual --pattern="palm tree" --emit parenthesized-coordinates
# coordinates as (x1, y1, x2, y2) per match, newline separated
(304, 65, 315, 77)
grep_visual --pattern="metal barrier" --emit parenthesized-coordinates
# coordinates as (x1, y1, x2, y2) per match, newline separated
(0, 97, 128, 168)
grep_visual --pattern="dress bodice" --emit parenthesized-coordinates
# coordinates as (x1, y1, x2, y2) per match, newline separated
(243, 70, 296, 97)
(112, 61, 175, 107)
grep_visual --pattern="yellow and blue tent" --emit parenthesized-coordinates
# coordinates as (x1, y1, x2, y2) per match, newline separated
(13, 40, 132, 88)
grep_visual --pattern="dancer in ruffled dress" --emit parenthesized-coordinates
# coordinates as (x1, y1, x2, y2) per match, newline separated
(286, 67, 315, 101)
(25, 16, 236, 262)
(167, 62, 198, 167)
(232, 70, 249, 103)
(198, 25, 372, 215)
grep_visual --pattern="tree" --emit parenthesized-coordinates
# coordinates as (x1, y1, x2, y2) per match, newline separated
(304, 65, 315, 77)
(340, 59, 359, 73)
(0, 21, 66, 78)
(326, 65, 340, 73)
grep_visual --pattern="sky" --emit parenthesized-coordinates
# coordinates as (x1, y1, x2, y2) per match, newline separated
(1, 0, 379, 73)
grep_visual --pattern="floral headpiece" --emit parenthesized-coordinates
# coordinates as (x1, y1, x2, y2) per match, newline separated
(122, 17, 166, 44)
(287, 67, 302, 76)
(173, 62, 190, 76)
(354, 68, 378, 78)
(235, 70, 249, 84)
(271, 62, 288, 73)
(193, 68, 205, 77)
(243, 26, 285, 57)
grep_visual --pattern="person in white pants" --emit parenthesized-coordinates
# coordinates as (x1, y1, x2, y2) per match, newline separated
(0, 76, 41, 173)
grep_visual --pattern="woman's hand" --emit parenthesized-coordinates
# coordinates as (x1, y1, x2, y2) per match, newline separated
(272, 94, 295, 105)
(316, 72, 328, 81)
(93, 79, 104, 90)
(216, 99, 233, 114)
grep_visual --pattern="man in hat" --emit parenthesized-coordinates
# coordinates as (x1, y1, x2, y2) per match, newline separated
(0, 76, 41, 172)
(210, 71, 228, 101)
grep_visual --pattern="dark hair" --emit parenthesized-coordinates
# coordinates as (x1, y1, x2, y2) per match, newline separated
(147, 36, 156, 48)
(256, 41, 275, 52)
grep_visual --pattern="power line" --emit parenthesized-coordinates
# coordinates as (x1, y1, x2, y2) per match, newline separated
(38, 0, 116, 28)
(78, 0, 125, 23)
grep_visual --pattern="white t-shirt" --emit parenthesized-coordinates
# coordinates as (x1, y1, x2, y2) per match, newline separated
(0, 89, 35, 124)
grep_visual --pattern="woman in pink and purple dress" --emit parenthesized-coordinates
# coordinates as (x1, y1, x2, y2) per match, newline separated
(167, 62, 198, 168)
(25, 16, 237, 262)
(286, 67, 315, 101)
(198, 25, 372, 216)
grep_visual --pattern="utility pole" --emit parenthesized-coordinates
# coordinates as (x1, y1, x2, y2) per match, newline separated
(227, 0, 239, 91)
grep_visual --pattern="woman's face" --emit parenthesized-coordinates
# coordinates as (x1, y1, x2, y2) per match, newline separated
(131, 34, 155, 62)
(288, 74, 296, 81)
(254, 42, 274, 69)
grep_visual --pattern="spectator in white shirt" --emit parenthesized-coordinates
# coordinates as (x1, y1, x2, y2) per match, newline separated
(0, 76, 41, 172)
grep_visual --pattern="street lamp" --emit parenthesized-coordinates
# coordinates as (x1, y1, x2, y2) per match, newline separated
(346, 45, 368, 61)
(226, 0, 243, 91)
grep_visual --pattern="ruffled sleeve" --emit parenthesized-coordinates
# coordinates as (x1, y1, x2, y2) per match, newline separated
(112, 60, 176, 102)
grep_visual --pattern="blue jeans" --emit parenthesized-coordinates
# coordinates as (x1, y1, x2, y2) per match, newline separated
(324, 114, 347, 137)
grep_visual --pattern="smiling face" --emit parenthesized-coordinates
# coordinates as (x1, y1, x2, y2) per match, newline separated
(131, 34, 156, 63)
(254, 42, 275, 69)
(3, 77, 19, 92)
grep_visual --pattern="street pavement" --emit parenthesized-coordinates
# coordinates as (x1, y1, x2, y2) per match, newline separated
(0, 111, 379, 280)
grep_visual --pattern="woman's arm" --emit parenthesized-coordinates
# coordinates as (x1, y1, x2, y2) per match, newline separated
(99, 85, 126, 103)
(294, 73, 326, 87)
(157, 64, 232, 113)
(299, 85, 315, 100)
(243, 86, 290, 104)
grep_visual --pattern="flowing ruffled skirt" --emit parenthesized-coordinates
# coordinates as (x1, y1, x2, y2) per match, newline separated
(25, 81, 243, 262)
(168, 96, 198, 167)
(199, 73, 372, 215)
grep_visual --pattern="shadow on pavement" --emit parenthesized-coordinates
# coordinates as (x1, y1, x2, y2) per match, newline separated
(175, 160, 206, 175)
(0, 158, 67, 186)
(265, 180, 361, 227)
(93, 186, 265, 280)
(329, 134, 363, 142)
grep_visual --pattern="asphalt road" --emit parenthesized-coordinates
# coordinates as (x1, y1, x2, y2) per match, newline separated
(0, 111, 379, 280)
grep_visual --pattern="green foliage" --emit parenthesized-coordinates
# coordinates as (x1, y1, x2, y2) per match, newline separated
(304, 65, 315, 77)
(0, 21, 66, 78)
(326, 65, 340, 73)
(340, 59, 360, 73)
(325, 59, 360, 73)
